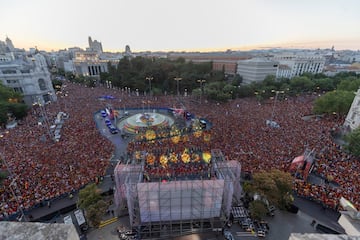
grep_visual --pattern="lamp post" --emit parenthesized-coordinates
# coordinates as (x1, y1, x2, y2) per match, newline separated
(35, 97, 52, 140)
(174, 77, 182, 96)
(146, 76, 153, 96)
(197, 79, 206, 103)
(270, 90, 284, 122)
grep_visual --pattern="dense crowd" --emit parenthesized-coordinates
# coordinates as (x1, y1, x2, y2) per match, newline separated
(0, 81, 359, 220)
(0, 83, 115, 218)
(182, 96, 359, 211)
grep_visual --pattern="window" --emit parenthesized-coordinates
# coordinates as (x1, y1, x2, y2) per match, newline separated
(351, 113, 356, 120)
(43, 94, 51, 103)
(38, 78, 46, 90)
(13, 87, 23, 93)
(2, 69, 16, 74)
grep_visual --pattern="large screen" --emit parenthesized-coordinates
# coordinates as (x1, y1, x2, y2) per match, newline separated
(137, 179, 224, 223)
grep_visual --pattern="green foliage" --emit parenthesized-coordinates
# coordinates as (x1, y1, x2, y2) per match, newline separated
(0, 83, 22, 102)
(249, 200, 268, 220)
(65, 72, 75, 81)
(7, 103, 28, 120)
(237, 85, 254, 98)
(78, 183, 102, 210)
(52, 79, 63, 91)
(289, 76, 315, 93)
(0, 83, 27, 126)
(313, 90, 355, 115)
(86, 200, 109, 227)
(231, 74, 243, 86)
(336, 77, 360, 92)
(313, 78, 335, 91)
(99, 56, 222, 95)
(0, 170, 8, 186)
(0, 102, 8, 126)
(204, 81, 232, 102)
(249, 169, 293, 209)
(56, 68, 65, 76)
(345, 128, 360, 157)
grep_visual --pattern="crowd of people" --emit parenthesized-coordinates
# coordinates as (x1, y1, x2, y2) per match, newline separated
(0, 80, 359, 220)
(0, 83, 115, 219)
(182, 95, 359, 211)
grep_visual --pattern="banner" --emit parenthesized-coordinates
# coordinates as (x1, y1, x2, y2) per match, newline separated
(289, 155, 304, 171)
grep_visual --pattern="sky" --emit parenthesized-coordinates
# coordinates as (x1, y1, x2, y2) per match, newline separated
(1, 0, 360, 52)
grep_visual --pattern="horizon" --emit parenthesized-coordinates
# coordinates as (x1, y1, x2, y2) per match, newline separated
(1, 0, 360, 53)
(8, 39, 360, 53)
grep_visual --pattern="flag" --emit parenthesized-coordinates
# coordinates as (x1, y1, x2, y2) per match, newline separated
(303, 150, 315, 180)
(289, 155, 304, 171)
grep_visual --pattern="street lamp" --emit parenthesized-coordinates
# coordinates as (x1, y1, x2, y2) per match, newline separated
(174, 77, 182, 96)
(197, 79, 206, 103)
(270, 90, 284, 122)
(146, 76, 153, 96)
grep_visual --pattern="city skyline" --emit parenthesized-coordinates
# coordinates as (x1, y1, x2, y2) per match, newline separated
(1, 0, 360, 52)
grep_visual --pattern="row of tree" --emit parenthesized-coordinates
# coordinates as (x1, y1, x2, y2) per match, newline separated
(59, 56, 360, 106)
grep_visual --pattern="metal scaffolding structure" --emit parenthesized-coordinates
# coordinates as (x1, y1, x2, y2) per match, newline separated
(114, 149, 242, 239)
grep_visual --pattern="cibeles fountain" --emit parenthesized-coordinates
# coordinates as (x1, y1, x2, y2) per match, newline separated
(117, 111, 175, 134)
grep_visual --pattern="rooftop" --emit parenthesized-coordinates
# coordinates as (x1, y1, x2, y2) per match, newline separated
(289, 233, 360, 240)
(0, 221, 79, 240)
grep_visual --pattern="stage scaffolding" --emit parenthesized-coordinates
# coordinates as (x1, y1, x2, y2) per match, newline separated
(114, 149, 242, 239)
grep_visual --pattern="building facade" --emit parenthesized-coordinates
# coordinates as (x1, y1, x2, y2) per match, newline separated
(274, 54, 325, 78)
(73, 51, 108, 77)
(167, 52, 251, 75)
(87, 36, 103, 54)
(344, 88, 360, 131)
(0, 37, 57, 106)
(236, 58, 278, 84)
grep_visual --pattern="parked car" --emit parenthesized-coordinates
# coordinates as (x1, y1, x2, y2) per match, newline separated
(267, 205, 276, 216)
(105, 119, 112, 126)
(257, 229, 266, 238)
(259, 220, 270, 232)
(100, 110, 107, 118)
(109, 125, 119, 134)
(223, 229, 235, 240)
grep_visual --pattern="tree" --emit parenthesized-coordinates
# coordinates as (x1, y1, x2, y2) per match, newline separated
(0, 83, 22, 102)
(289, 76, 315, 93)
(85, 200, 109, 227)
(313, 78, 335, 92)
(336, 77, 360, 92)
(204, 81, 232, 102)
(249, 200, 268, 220)
(65, 71, 75, 81)
(231, 74, 242, 86)
(7, 103, 28, 120)
(78, 183, 102, 210)
(345, 127, 360, 157)
(313, 90, 355, 115)
(0, 102, 8, 127)
(0, 83, 27, 126)
(237, 84, 254, 98)
(248, 169, 293, 210)
(52, 79, 63, 91)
